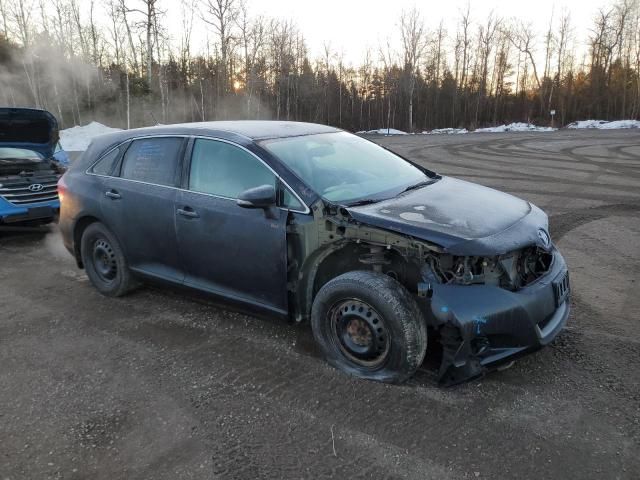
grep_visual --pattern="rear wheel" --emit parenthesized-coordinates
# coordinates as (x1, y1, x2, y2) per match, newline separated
(81, 222, 135, 297)
(311, 270, 427, 383)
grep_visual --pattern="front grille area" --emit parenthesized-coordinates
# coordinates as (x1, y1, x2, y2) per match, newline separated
(0, 174, 59, 205)
(553, 271, 570, 306)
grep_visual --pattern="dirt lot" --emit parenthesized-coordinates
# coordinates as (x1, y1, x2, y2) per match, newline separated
(1, 129, 639, 479)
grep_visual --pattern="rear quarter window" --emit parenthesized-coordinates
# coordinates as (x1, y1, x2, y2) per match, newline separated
(89, 147, 121, 176)
(121, 137, 183, 186)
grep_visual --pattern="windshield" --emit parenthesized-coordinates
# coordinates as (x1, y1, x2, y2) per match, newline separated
(0, 147, 45, 162)
(260, 132, 431, 203)
(0, 147, 51, 176)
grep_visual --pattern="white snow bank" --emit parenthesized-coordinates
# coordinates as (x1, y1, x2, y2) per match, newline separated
(566, 119, 640, 129)
(475, 122, 555, 133)
(60, 121, 122, 151)
(358, 128, 408, 135)
(422, 128, 469, 135)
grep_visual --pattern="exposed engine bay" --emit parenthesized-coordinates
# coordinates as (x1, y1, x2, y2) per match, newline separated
(423, 246, 553, 290)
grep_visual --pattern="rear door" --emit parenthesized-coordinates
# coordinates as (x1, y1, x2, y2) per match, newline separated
(99, 136, 186, 283)
(175, 138, 289, 313)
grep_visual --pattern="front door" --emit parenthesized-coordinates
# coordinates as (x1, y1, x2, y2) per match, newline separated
(175, 138, 288, 313)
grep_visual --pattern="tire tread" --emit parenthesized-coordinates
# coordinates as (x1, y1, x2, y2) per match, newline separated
(311, 270, 427, 383)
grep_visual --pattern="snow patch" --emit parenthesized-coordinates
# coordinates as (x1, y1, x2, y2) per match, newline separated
(358, 128, 408, 135)
(359, 119, 638, 136)
(422, 128, 469, 135)
(566, 119, 640, 130)
(475, 122, 555, 133)
(59, 121, 122, 151)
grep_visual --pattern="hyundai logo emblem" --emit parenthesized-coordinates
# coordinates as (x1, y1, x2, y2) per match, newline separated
(537, 228, 550, 247)
(28, 183, 44, 192)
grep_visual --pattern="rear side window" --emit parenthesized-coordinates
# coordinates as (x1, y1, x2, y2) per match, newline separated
(189, 139, 275, 198)
(121, 137, 183, 186)
(90, 147, 121, 176)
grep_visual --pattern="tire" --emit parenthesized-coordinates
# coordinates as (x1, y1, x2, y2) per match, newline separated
(80, 222, 135, 297)
(311, 270, 427, 384)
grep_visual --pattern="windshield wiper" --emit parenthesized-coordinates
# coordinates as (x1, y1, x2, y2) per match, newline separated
(399, 179, 436, 195)
(345, 178, 438, 207)
(346, 198, 381, 207)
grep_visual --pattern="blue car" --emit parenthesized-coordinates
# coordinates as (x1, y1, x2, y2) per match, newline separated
(0, 108, 69, 225)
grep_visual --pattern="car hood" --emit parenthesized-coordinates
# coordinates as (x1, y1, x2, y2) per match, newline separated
(346, 176, 550, 256)
(0, 108, 59, 158)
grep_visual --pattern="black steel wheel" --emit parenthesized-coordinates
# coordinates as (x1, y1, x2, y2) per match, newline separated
(92, 238, 118, 282)
(329, 299, 390, 369)
(80, 222, 135, 297)
(311, 270, 427, 383)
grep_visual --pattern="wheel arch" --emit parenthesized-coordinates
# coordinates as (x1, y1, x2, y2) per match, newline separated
(72, 215, 102, 268)
(293, 240, 418, 323)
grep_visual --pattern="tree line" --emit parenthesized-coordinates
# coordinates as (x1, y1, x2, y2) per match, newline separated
(0, 0, 639, 132)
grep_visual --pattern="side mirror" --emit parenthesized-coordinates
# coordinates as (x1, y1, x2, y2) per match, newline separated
(236, 184, 277, 209)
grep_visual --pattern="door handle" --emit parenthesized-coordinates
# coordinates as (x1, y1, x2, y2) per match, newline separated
(105, 190, 121, 200)
(177, 207, 199, 218)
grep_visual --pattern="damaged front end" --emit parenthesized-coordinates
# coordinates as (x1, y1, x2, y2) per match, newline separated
(421, 245, 569, 385)
(334, 184, 571, 385)
(292, 176, 570, 385)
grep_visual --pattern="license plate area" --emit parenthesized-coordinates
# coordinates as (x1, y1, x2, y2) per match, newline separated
(553, 271, 570, 306)
(28, 206, 54, 218)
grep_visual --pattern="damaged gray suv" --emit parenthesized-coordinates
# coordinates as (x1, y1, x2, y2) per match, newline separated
(58, 121, 570, 385)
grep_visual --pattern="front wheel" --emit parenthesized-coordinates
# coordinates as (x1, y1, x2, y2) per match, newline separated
(311, 271, 427, 383)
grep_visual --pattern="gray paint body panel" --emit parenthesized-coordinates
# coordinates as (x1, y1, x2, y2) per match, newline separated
(347, 176, 548, 255)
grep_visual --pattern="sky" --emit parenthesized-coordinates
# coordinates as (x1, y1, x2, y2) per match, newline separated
(163, 0, 611, 65)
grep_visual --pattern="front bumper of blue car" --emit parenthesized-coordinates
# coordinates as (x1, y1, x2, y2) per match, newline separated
(426, 246, 570, 385)
(0, 197, 60, 224)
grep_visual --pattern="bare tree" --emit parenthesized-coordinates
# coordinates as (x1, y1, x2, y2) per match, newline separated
(322, 41, 333, 124)
(152, 4, 167, 122)
(337, 49, 344, 126)
(200, 0, 238, 97)
(554, 11, 572, 124)
(142, 0, 160, 85)
(70, 0, 89, 58)
(474, 12, 500, 124)
(379, 38, 398, 133)
(10, 0, 33, 46)
(400, 7, 428, 132)
(106, 0, 124, 66)
(508, 21, 544, 111)
(0, 0, 9, 37)
(236, 1, 264, 116)
(459, 3, 472, 92)
(118, 0, 141, 76)
(358, 48, 373, 129)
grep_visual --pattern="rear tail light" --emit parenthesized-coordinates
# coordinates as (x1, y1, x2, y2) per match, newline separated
(57, 175, 68, 204)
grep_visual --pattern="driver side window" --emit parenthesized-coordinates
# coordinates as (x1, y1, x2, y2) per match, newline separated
(189, 139, 275, 198)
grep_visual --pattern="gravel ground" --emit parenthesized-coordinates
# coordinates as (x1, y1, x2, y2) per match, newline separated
(1, 129, 639, 479)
